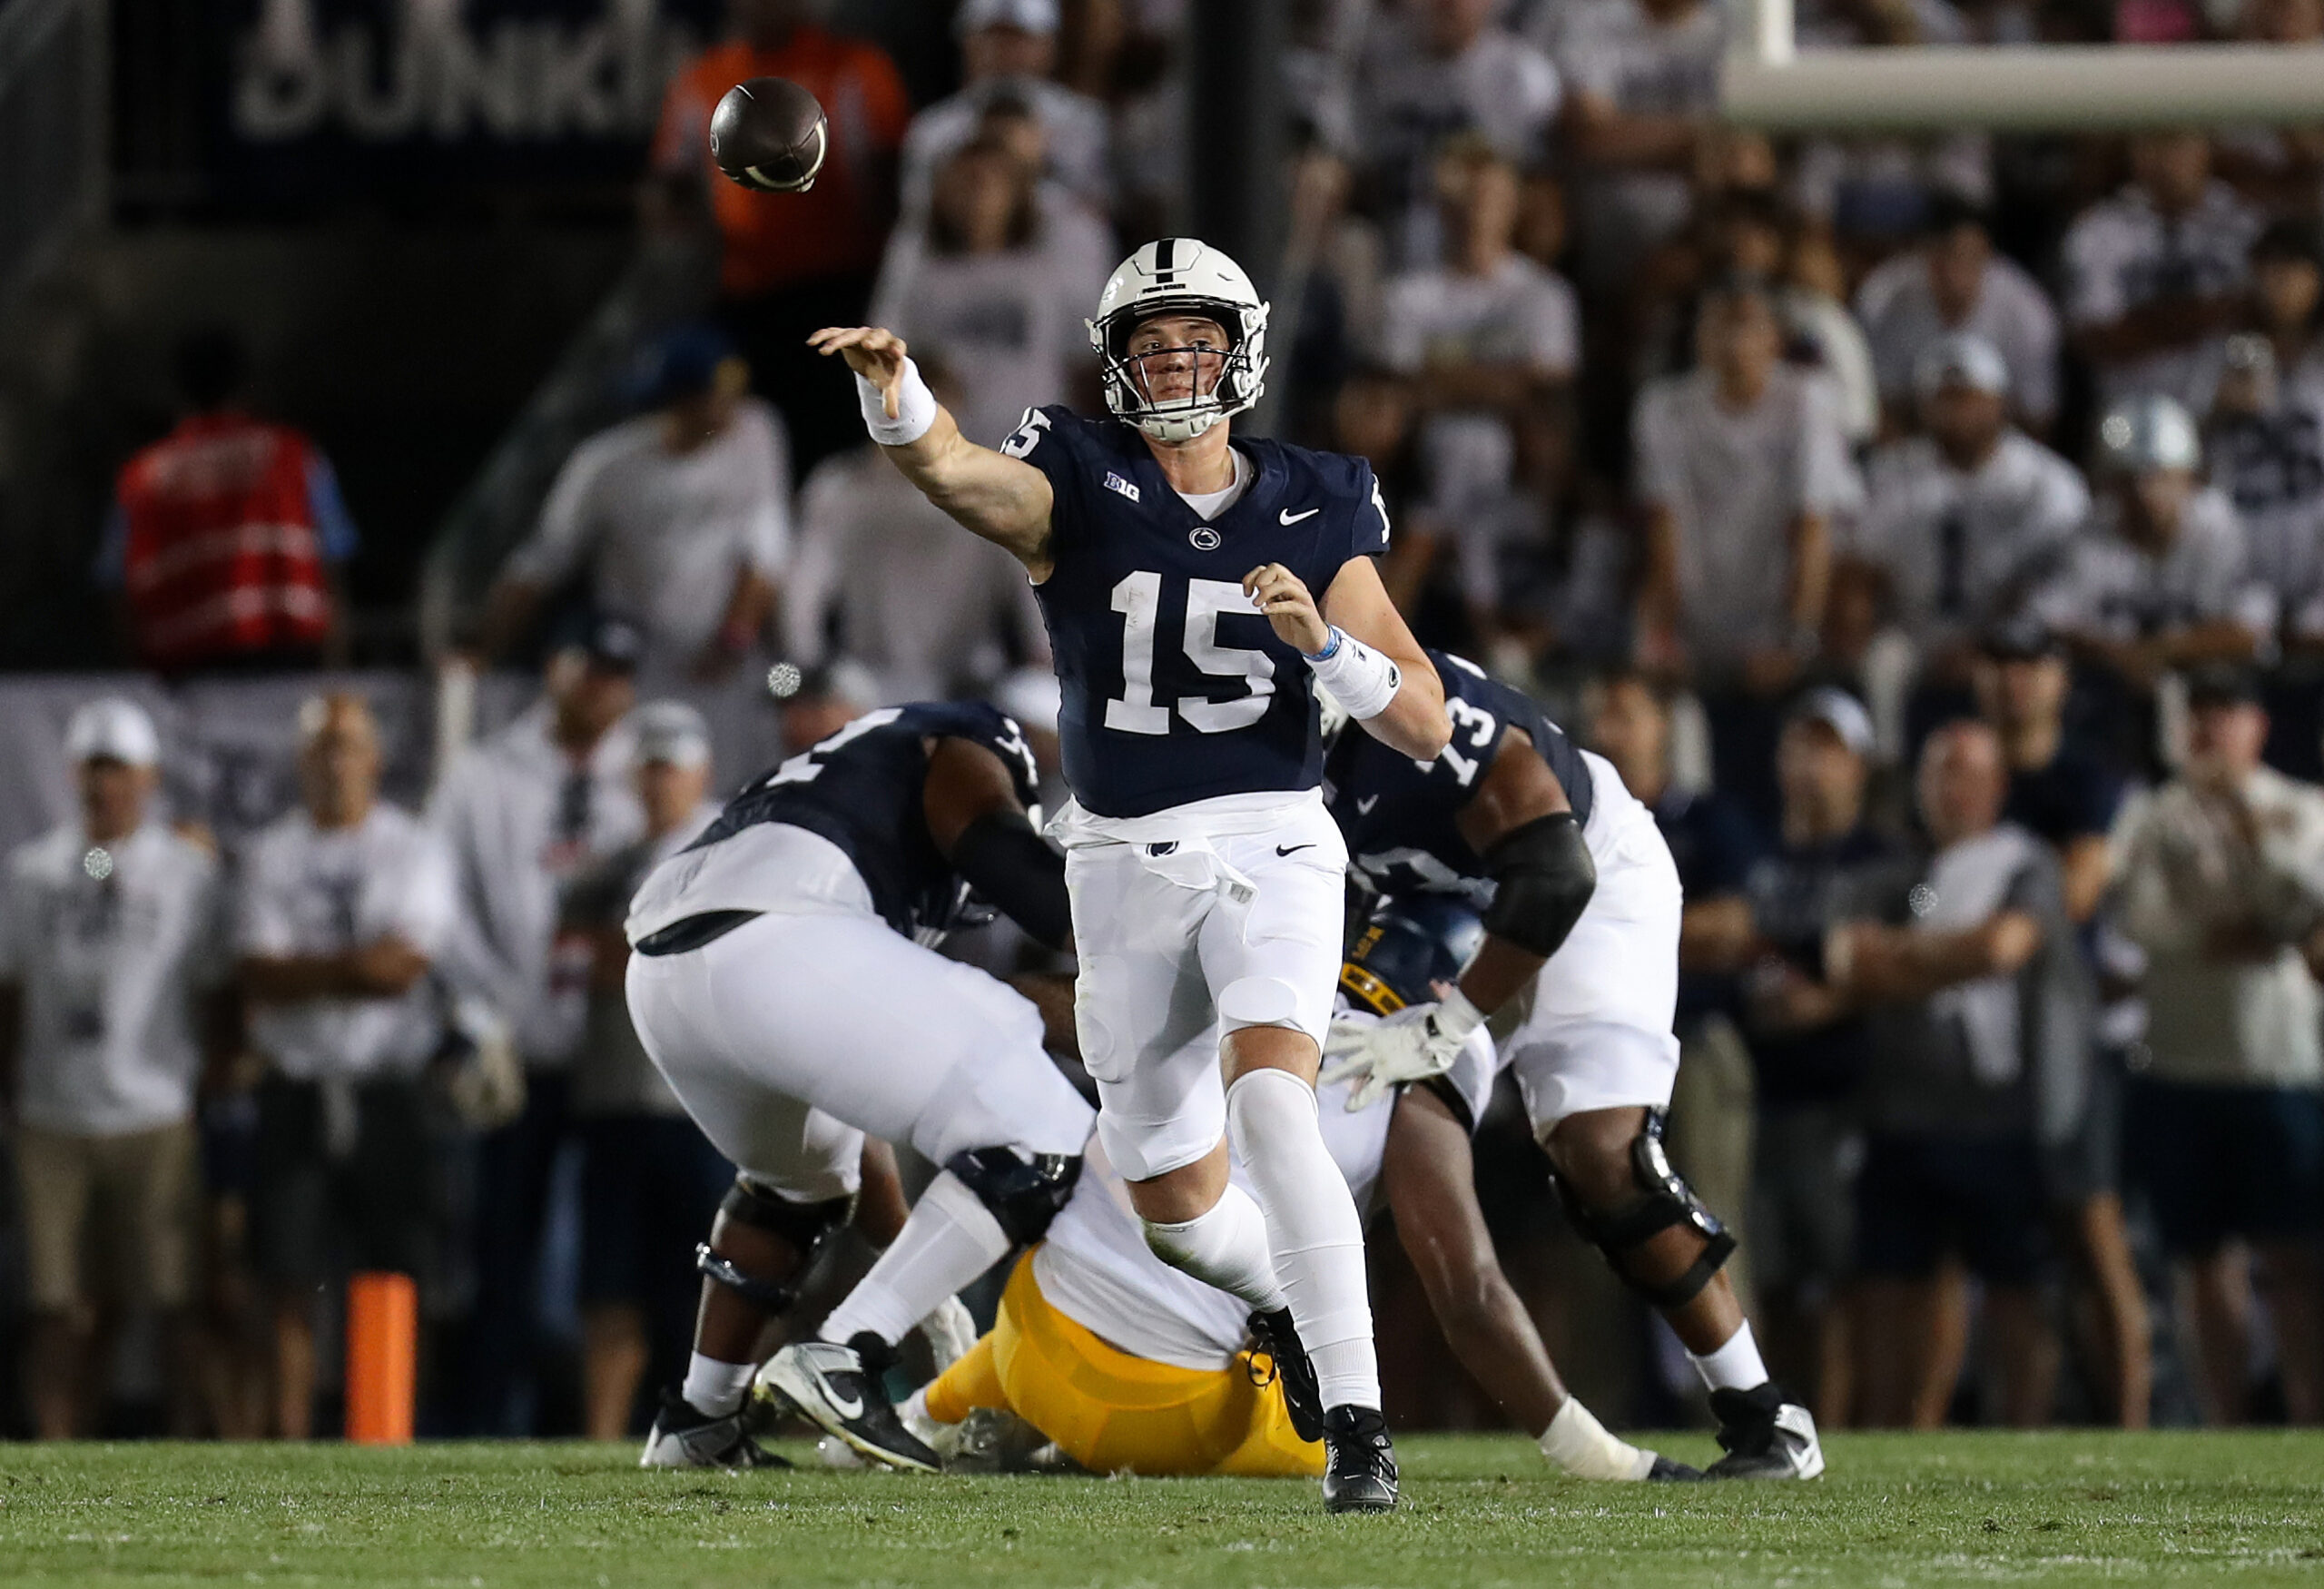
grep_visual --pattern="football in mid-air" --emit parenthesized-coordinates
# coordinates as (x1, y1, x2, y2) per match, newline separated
(709, 76, 828, 193)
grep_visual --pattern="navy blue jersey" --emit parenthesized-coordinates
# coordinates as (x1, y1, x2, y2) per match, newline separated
(1008, 404, 1391, 817)
(687, 702, 1039, 940)
(1324, 650, 1593, 903)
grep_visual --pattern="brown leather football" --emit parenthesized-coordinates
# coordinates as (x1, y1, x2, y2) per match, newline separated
(708, 76, 829, 194)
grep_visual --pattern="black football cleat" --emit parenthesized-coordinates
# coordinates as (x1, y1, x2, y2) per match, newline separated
(1647, 1454, 1706, 1481)
(1321, 1405, 1399, 1514)
(759, 1334, 942, 1474)
(639, 1386, 790, 1469)
(1704, 1383, 1826, 1480)
(1246, 1308, 1325, 1443)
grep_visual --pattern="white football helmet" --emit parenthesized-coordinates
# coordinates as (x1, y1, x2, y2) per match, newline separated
(1088, 238, 1270, 442)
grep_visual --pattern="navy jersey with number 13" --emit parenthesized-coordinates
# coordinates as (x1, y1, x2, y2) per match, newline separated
(1325, 650, 1594, 904)
(1007, 403, 1392, 818)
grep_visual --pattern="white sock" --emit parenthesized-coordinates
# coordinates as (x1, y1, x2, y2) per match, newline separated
(1537, 1397, 1656, 1481)
(1226, 1067, 1379, 1411)
(681, 1353, 757, 1418)
(1141, 1182, 1288, 1312)
(1689, 1321, 1769, 1394)
(819, 1170, 1010, 1347)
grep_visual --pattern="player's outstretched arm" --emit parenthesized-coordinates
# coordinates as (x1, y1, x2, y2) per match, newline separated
(922, 735, 1073, 952)
(811, 327, 1057, 578)
(1380, 1085, 1568, 1436)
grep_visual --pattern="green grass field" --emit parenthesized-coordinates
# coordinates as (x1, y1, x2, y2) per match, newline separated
(4, 1433, 2321, 1587)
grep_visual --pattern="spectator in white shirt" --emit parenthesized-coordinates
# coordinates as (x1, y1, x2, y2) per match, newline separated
(562, 703, 731, 1442)
(1856, 198, 2063, 439)
(0, 699, 223, 1439)
(1361, 0, 1562, 259)
(1555, 0, 1726, 291)
(1850, 334, 2088, 691)
(1636, 276, 1861, 817)
(2110, 668, 2324, 1425)
(485, 325, 791, 686)
(2063, 133, 2265, 413)
(237, 694, 457, 1439)
(784, 363, 1048, 704)
(869, 130, 1111, 451)
(1383, 134, 1580, 527)
(2034, 393, 2269, 706)
(898, 0, 1112, 221)
(430, 614, 645, 1434)
(2206, 223, 2324, 653)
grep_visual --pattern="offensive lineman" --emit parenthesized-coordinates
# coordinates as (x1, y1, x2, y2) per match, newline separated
(901, 896, 1698, 1483)
(1316, 652, 1826, 1478)
(627, 701, 1094, 1471)
(812, 237, 1451, 1512)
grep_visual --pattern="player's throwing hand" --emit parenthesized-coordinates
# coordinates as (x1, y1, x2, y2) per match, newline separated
(1244, 563, 1329, 654)
(809, 326, 910, 419)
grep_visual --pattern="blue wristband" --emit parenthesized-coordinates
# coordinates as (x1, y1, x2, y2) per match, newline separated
(1305, 626, 1344, 663)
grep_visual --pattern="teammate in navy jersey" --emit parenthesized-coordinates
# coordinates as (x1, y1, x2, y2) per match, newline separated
(1319, 652, 1827, 1480)
(812, 238, 1449, 1513)
(625, 703, 1094, 1474)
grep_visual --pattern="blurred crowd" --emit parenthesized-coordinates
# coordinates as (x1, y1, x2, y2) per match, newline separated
(19, 0, 2324, 1437)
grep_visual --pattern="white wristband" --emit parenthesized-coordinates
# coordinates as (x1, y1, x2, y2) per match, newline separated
(1305, 627, 1402, 718)
(856, 357, 937, 447)
(1431, 985, 1486, 1043)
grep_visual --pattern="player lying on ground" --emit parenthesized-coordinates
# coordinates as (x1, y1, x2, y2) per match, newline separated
(627, 701, 1096, 1471)
(1316, 651, 1824, 1478)
(892, 895, 1699, 1482)
(813, 236, 1451, 1512)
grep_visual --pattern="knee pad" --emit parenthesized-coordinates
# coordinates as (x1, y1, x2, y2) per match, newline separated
(696, 1178, 852, 1313)
(1551, 1110, 1737, 1309)
(943, 1147, 1082, 1246)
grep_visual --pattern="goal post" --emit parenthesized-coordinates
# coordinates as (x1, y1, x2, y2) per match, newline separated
(1720, 0, 2324, 130)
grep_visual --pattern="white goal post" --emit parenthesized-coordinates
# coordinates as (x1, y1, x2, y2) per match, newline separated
(1720, 0, 2324, 129)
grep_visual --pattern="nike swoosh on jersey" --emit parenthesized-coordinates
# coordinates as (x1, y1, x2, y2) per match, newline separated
(1356, 795, 1378, 814)
(1279, 507, 1322, 525)
(1275, 843, 1315, 856)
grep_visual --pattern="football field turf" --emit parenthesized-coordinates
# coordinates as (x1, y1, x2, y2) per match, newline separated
(5, 1432, 2321, 1587)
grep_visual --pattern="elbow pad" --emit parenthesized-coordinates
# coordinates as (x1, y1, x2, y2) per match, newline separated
(951, 811, 1073, 951)
(1481, 812, 1596, 959)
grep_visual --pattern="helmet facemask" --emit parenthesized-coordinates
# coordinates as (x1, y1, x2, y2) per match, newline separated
(1090, 298, 1270, 442)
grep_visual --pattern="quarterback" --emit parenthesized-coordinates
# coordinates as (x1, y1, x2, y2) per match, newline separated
(812, 237, 1450, 1512)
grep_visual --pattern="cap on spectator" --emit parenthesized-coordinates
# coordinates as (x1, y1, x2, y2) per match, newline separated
(580, 613, 645, 675)
(2096, 393, 2201, 474)
(2184, 662, 2261, 710)
(632, 322, 737, 408)
(1976, 615, 2063, 662)
(632, 701, 712, 769)
(995, 666, 1062, 734)
(1785, 686, 1875, 757)
(956, 0, 1058, 35)
(1913, 331, 2010, 400)
(65, 697, 161, 768)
